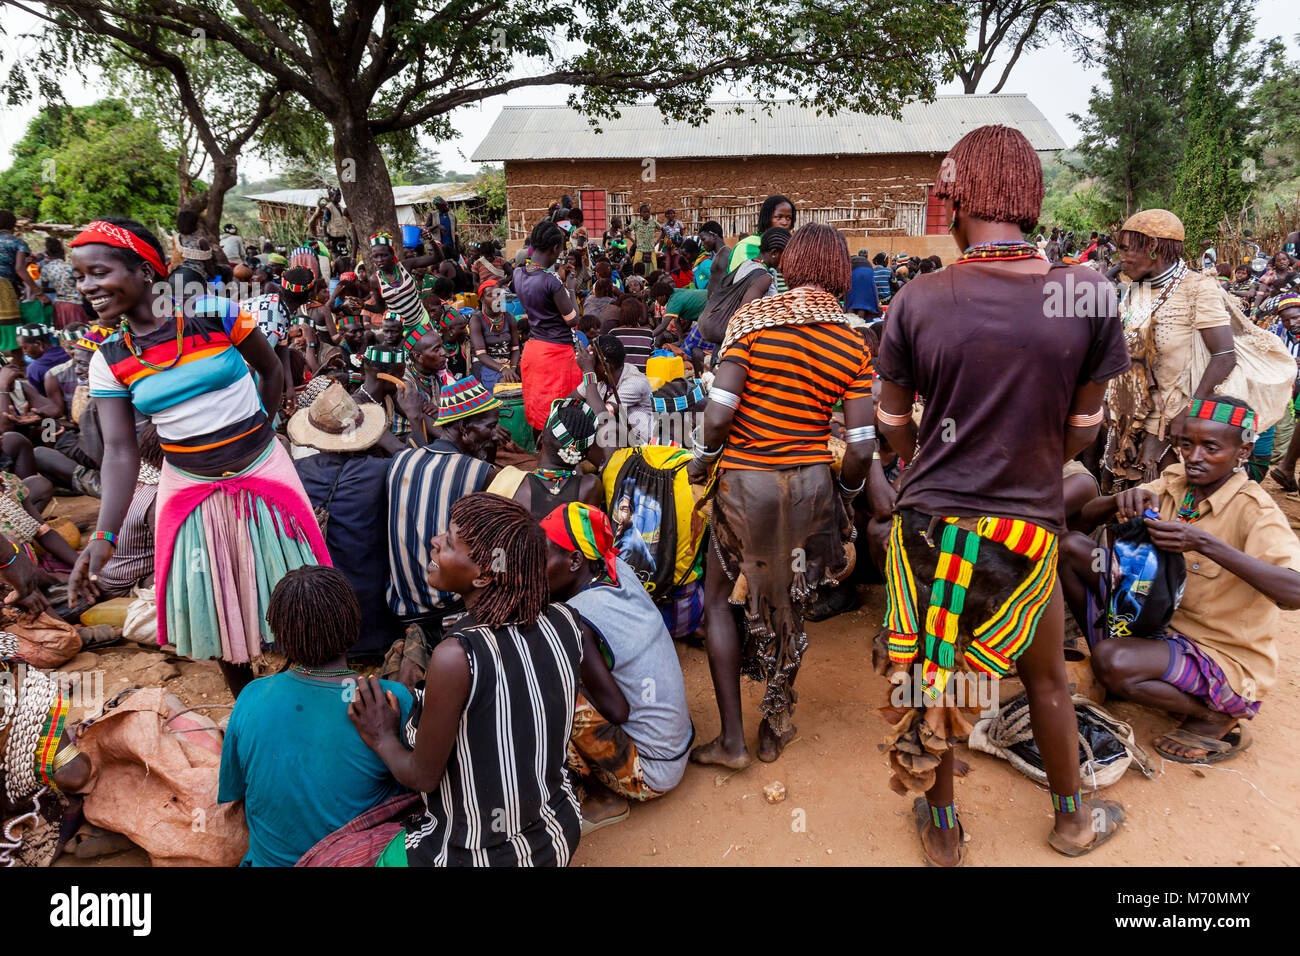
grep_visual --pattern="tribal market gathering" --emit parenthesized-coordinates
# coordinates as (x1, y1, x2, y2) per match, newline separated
(1, 0, 1299, 874)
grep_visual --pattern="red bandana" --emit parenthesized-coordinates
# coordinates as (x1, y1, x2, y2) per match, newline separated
(69, 220, 168, 278)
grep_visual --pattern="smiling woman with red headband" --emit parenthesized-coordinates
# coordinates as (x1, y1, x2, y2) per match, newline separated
(66, 217, 330, 696)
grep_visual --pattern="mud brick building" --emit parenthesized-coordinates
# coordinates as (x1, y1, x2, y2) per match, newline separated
(472, 94, 1064, 247)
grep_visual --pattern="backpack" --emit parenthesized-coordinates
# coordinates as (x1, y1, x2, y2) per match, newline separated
(1103, 515, 1186, 640)
(696, 263, 772, 346)
(601, 446, 706, 601)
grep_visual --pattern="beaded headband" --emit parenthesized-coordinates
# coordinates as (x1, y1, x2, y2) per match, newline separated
(545, 398, 597, 464)
(1187, 399, 1255, 431)
(282, 276, 312, 293)
(364, 347, 404, 364)
(369, 232, 394, 247)
(15, 324, 49, 339)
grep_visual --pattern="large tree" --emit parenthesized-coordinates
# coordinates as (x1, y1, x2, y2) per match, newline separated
(2, 0, 964, 250)
(1172, 6, 1274, 252)
(1066, 12, 1187, 222)
(2, 7, 311, 240)
(944, 0, 1088, 93)
(0, 99, 179, 225)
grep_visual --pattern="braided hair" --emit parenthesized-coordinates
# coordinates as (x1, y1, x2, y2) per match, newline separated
(1118, 230, 1186, 265)
(932, 124, 1044, 232)
(266, 566, 362, 667)
(450, 493, 549, 628)
(780, 223, 851, 297)
(529, 220, 567, 256)
(137, 422, 164, 469)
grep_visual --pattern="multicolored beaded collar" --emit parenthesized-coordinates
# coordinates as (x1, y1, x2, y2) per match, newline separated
(955, 240, 1043, 264)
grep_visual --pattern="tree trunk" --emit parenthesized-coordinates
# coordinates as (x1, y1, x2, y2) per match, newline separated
(333, 118, 399, 267)
(201, 156, 238, 242)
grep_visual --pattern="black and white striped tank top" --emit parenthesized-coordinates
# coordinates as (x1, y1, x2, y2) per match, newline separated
(401, 603, 584, 867)
(378, 261, 430, 333)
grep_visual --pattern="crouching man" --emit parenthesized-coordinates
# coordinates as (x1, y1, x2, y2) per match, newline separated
(1059, 397, 1300, 763)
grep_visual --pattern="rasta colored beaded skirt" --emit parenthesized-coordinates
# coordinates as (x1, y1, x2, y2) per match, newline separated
(155, 440, 331, 663)
(878, 508, 1058, 794)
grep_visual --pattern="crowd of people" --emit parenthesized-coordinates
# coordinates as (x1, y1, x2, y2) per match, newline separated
(2, 122, 1299, 868)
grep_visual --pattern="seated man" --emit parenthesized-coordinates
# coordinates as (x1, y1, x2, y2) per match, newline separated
(217, 566, 414, 867)
(542, 502, 692, 832)
(1059, 397, 1300, 763)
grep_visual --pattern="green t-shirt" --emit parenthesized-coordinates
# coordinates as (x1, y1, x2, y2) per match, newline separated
(665, 288, 708, 324)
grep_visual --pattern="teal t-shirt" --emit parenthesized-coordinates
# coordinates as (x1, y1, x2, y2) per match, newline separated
(692, 257, 712, 290)
(218, 671, 414, 867)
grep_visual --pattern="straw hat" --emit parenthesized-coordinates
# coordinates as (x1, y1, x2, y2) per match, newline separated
(1119, 209, 1185, 242)
(287, 381, 387, 452)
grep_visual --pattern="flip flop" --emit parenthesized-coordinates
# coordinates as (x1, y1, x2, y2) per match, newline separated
(1153, 723, 1252, 764)
(912, 796, 966, 867)
(1048, 797, 1124, 858)
(1269, 468, 1299, 493)
(580, 804, 630, 836)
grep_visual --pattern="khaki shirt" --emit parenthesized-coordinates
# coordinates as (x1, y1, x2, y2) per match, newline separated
(1141, 463, 1300, 697)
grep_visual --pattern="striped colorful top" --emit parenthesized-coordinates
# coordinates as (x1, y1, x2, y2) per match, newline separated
(88, 295, 272, 471)
(719, 321, 872, 471)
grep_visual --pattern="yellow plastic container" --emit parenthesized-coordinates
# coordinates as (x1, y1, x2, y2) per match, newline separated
(80, 596, 135, 628)
(645, 354, 685, 391)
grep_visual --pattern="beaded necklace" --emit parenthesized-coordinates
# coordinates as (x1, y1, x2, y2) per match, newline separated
(955, 240, 1043, 264)
(290, 664, 355, 679)
(121, 313, 186, 371)
(1177, 489, 1202, 523)
(484, 310, 508, 335)
(408, 364, 437, 396)
(532, 466, 576, 485)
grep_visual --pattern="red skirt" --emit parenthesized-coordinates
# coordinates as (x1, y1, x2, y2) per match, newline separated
(521, 338, 582, 429)
(52, 301, 84, 330)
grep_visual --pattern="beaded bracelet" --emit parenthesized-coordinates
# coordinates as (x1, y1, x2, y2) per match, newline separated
(0, 541, 20, 569)
(581, 371, 598, 389)
(90, 531, 118, 548)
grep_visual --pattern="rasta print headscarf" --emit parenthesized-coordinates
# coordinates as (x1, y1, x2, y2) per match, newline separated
(539, 502, 619, 584)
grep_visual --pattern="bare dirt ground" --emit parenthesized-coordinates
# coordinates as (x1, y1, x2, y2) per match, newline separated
(46, 489, 1300, 867)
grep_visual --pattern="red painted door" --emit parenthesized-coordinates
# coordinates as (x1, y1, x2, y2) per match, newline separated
(924, 185, 949, 235)
(580, 189, 607, 235)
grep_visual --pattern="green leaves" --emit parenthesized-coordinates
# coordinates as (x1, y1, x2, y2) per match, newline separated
(0, 99, 179, 226)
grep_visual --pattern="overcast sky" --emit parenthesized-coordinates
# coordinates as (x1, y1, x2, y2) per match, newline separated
(2, 4, 1297, 180)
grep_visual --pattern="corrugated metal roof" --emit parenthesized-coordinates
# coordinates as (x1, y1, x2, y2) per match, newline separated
(470, 94, 1064, 162)
(245, 181, 479, 208)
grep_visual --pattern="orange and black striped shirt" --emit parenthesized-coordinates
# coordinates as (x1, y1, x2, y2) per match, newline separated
(719, 322, 872, 471)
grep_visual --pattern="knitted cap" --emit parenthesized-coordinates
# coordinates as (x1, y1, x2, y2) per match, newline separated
(435, 377, 502, 425)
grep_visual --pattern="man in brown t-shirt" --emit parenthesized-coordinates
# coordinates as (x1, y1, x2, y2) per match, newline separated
(874, 124, 1131, 866)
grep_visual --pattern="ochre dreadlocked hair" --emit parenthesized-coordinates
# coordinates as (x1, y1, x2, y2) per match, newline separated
(933, 124, 1044, 232)
(1117, 230, 1186, 265)
(450, 492, 549, 628)
(267, 566, 361, 667)
(780, 223, 852, 297)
